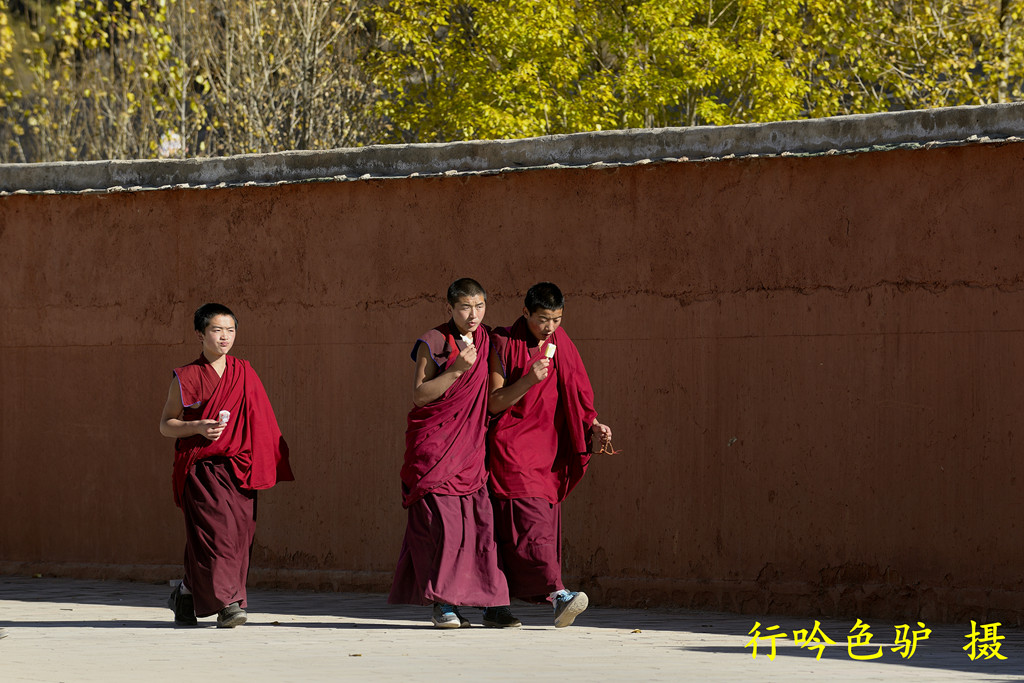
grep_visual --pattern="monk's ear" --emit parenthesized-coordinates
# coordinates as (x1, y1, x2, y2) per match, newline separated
(522, 306, 530, 318)
(196, 329, 204, 344)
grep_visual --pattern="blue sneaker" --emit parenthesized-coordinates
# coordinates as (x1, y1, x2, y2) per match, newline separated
(552, 590, 588, 628)
(431, 603, 469, 629)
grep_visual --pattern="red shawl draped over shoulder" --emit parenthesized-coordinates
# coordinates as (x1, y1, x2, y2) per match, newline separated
(488, 317, 598, 504)
(171, 355, 294, 508)
(401, 322, 490, 508)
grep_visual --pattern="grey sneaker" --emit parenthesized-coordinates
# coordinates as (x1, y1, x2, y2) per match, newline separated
(216, 602, 248, 628)
(553, 590, 588, 628)
(431, 603, 469, 629)
(167, 584, 197, 626)
(482, 605, 522, 628)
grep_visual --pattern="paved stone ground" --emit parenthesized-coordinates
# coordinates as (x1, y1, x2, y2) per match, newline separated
(1, 575, 1022, 681)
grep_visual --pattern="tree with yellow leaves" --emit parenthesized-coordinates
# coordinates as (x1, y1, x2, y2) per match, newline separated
(367, 0, 1024, 142)
(800, 0, 1024, 116)
(2, 0, 1024, 159)
(1, 0, 377, 161)
(367, 0, 813, 142)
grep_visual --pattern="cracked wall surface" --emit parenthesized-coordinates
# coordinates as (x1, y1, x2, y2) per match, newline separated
(2, 135, 1024, 623)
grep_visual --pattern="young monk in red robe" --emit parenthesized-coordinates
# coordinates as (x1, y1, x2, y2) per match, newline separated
(488, 282, 613, 628)
(388, 278, 515, 629)
(159, 303, 293, 628)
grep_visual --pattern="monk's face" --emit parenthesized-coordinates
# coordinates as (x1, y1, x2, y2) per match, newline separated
(524, 307, 563, 343)
(197, 314, 236, 358)
(448, 294, 486, 336)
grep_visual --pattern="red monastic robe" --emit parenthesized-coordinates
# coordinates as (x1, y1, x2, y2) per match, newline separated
(390, 322, 509, 606)
(172, 355, 293, 508)
(488, 317, 599, 504)
(400, 323, 490, 507)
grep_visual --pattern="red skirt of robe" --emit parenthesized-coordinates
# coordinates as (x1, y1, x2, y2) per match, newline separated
(492, 496, 564, 602)
(183, 457, 257, 617)
(388, 487, 510, 607)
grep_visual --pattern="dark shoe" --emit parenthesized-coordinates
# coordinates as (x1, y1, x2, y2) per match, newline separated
(553, 590, 588, 628)
(431, 603, 470, 629)
(216, 602, 247, 628)
(167, 584, 197, 626)
(482, 605, 522, 628)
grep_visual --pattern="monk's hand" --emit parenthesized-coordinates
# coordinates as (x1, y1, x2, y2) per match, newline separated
(451, 343, 477, 374)
(198, 419, 226, 441)
(528, 357, 550, 384)
(591, 422, 612, 449)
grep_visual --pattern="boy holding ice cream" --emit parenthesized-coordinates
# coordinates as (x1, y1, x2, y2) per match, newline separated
(487, 282, 613, 627)
(159, 303, 293, 628)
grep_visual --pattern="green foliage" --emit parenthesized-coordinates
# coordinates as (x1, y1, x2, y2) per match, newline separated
(1, 0, 182, 161)
(1, 0, 1024, 159)
(605, 0, 809, 127)
(0, 0, 28, 158)
(367, 0, 1024, 142)
(0, 0, 376, 161)
(367, 0, 811, 141)
(796, 0, 1024, 116)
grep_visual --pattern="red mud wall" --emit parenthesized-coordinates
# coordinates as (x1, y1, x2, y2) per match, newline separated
(2, 141, 1024, 623)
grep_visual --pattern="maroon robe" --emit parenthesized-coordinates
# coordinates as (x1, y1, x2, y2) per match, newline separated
(492, 497, 564, 599)
(399, 324, 490, 506)
(488, 318, 599, 601)
(389, 323, 509, 607)
(172, 355, 293, 507)
(488, 318, 598, 503)
(182, 457, 256, 617)
(171, 355, 292, 616)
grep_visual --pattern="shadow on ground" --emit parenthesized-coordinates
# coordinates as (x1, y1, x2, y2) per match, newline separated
(2, 574, 1021, 679)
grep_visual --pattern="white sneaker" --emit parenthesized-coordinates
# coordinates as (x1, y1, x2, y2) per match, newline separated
(553, 591, 589, 628)
(431, 603, 469, 629)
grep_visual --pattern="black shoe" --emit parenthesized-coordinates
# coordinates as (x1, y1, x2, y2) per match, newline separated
(482, 605, 522, 628)
(216, 602, 247, 628)
(167, 584, 197, 626)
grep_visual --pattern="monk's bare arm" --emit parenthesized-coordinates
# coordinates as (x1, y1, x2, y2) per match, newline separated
(412, 342, 475, 407)
(487, 348, 549, 414)
(159, 377, 223, 440)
